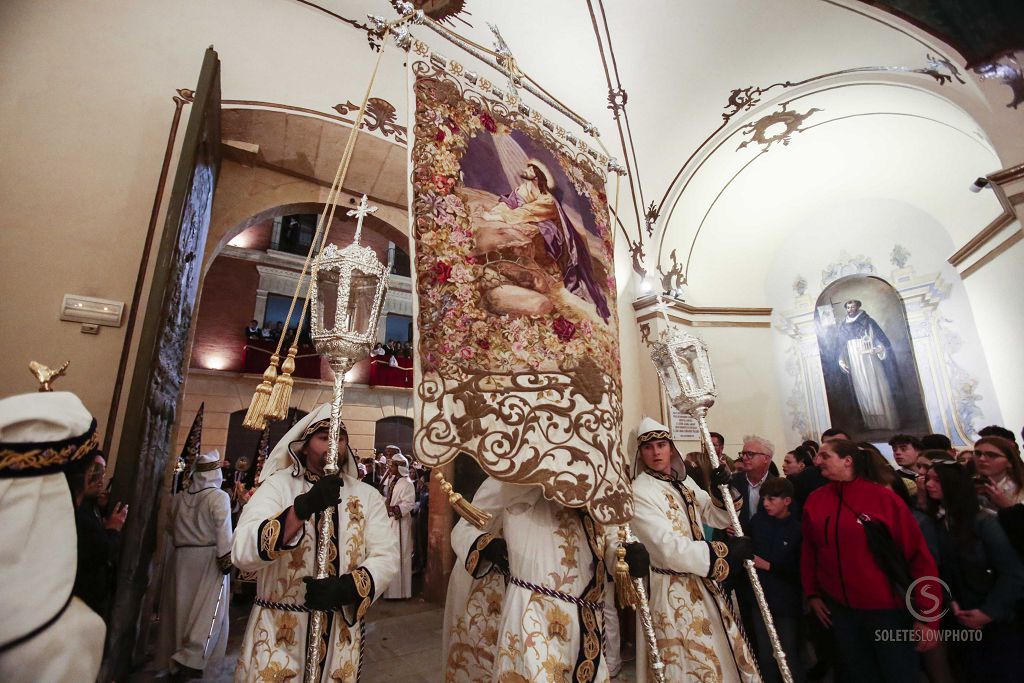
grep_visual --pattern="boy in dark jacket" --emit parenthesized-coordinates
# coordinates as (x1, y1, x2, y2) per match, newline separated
(751, 477, 804, 683)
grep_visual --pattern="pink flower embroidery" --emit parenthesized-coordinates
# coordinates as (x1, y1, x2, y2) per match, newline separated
(478, 338, 491, 351)
(435, 128, 446, 143)
(552, 317, 577, 343)
(459, 346, 475, 360)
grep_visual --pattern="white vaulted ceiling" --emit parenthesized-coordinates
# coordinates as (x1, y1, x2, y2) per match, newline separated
(306, 0, 1014, 304)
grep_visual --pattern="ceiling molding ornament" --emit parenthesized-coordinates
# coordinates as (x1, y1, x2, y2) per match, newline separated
(973, 50, 1024, 109)
(737, 105, 822, 152)
(657, 248, 686, 292)
(652, 53, 966, 286)
(821, 252, 876, 288)
(333, 97, 407, 144)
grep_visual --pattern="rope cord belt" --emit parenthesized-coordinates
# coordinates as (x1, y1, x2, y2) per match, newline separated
(652, 566, 687, 577)
(502, 571, 602, 612)
(254, 597, 311, 613)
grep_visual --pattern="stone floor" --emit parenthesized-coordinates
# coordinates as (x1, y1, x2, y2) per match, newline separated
(129, 594, 641, 682)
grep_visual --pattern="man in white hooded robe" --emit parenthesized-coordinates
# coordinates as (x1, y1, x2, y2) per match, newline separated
(0, 389, 106, 683)
(163, 449, 233, 679)
(383, 453, 415, 599)
(232, 403, 398, 682)
(629, 417, 760, 683)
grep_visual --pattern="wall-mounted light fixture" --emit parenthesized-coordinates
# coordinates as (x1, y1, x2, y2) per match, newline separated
(60, 294, 125, 332)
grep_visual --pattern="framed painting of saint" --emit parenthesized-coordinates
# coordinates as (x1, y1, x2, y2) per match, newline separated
(814, 275, 930, 441)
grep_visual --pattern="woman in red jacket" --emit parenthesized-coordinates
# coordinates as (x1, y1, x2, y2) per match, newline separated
(802, 439, 941, 682)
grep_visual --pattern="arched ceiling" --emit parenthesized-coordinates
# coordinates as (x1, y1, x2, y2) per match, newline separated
(290, 1, 1019, 303)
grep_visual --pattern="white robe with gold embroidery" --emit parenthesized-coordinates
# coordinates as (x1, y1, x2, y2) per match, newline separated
(444, 478, 616, 683)
(631, 472, 760, 683)
(232, 468, 398, 682)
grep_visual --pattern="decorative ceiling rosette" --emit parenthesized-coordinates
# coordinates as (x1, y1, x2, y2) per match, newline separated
(407, 51, 632, 524)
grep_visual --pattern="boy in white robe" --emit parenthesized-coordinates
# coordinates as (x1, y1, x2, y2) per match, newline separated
(443, 477, 649, 683)
(233, 404, 398, 682)
(0, 389, 106, 683)
(164, 449, 233, 679)
(383, 453, 415, 599)
(629, 417, 760, 683)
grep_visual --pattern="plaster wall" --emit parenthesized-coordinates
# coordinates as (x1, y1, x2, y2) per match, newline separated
(961, 234, 1024, 429)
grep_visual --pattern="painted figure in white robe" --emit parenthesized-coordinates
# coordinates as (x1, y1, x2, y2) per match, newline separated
(836, 299, 898, 430)
(442, 477, 648, 683)
(0, 390, 105, 683)
(383, 453, 415, 599)
(629, 417, 761, 683)
(233, 404, 398, 682)
(164, 449, 233, 678)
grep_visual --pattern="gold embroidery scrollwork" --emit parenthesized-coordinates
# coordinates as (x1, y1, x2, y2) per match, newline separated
(708, 541, 730, 582)
(466, 532, 495, 577)
(352, 567, 373, 621)
(260, 518, 283, 561)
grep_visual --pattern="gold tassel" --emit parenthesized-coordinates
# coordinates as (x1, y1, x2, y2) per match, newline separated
(435, 470, 492, 530)
(242, 355, 279, 431)
(615, 527, 640, 609)
(266, 346, 297, 420)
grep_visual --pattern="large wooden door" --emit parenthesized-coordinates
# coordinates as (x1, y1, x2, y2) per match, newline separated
(104, 47, 221, 679)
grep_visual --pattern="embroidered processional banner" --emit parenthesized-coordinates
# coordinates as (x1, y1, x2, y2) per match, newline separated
(408, 43, 631, 524)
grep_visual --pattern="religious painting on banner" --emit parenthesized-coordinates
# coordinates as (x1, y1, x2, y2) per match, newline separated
(407, 48, 631, 524)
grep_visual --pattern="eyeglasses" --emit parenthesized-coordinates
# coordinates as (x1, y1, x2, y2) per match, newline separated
(738, 451, 769, 459)
(975, 450, 1006, 459)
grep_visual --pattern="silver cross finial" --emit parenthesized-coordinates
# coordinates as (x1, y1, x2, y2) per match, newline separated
(346, 194, 379, 244)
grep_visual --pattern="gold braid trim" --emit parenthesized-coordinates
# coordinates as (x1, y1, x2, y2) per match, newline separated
(0, 429, 98, 474)
(352, 567, 373, 621)
(637, 429, 672, 444)
(195, 459, 221, 472)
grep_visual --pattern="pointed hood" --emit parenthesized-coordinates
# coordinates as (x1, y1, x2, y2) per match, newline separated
(260, 403, 357, 482)
(633, 416, 686, 479)
(188, 449, 223, 492)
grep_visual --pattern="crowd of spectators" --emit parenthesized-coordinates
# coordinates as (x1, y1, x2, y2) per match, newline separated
(685, 424, 1024, 683)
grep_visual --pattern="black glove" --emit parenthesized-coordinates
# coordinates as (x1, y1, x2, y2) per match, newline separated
(724, 536, 754, 581)
(481, 537, 509, 574)
(293, 475, 343, 520)
(709, 464, 732, 488)
(624, 541, 650, 578)
(303, 574, 359, 611)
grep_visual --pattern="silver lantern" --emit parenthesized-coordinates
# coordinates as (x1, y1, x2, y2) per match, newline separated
(648, 297, 794, 683)
(304, 194, 389, 683)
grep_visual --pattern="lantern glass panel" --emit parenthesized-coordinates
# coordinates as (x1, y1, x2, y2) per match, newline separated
(659, 360, 682, 400)
(673, 345, 704, 396)
(348, 269, 380, 336)
(317, 268, 340, 332)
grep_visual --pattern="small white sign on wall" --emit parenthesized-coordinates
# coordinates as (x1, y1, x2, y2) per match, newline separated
(669, 403, 701, 440)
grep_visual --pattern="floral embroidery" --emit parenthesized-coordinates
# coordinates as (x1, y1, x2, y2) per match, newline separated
(258, 660, 298, 682)
(274, 613, 297, 647)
